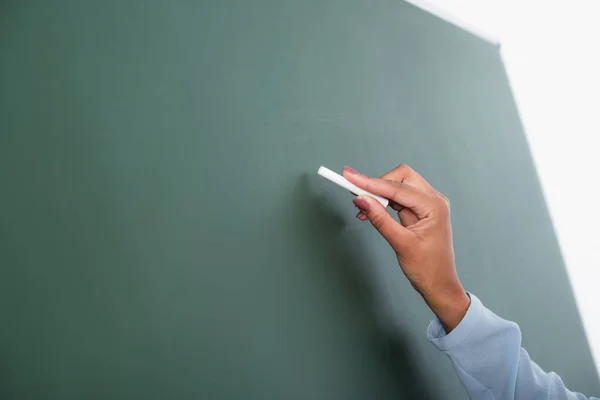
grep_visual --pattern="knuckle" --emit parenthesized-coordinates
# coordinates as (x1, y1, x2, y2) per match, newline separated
(396, 164, 413, 174)
(437, 197, 449, 209)
(383, 164, 411, 180)
(438, 192, 450, 207)
(389, 177, 407, 195)
(433, 196, 450, 215)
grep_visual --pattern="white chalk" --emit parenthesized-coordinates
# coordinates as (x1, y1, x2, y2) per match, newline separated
(317, 166, 389, 208)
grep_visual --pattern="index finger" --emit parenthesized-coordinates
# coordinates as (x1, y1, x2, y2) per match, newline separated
(380, 164, 437, 196)
(343, 169, 437, 219)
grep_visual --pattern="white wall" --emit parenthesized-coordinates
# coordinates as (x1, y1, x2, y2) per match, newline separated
(414, 0, 600, 375)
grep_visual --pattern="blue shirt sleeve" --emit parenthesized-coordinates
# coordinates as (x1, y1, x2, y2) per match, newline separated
(427, 293, 597, 400)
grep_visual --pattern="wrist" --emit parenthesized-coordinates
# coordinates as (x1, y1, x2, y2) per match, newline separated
(423, 285, 470, 333)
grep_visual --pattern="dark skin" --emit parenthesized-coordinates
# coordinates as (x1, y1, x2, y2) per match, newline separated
(343, 164, 470, 333)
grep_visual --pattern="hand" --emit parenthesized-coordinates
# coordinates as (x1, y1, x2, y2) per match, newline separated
(343, 165, 470, 332)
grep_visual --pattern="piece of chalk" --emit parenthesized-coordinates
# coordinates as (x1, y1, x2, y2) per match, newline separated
(317, 166, 389, 208)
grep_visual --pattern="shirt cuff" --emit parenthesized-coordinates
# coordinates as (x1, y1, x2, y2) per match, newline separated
(427, 292, 484, 351)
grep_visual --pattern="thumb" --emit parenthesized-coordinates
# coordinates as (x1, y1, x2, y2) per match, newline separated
(353, 195, 413, 252)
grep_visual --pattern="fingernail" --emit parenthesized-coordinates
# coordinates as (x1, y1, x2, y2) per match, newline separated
(344, 166, 359, 175)
(356, 211, 367, 221)
(353, 197, 370, 212)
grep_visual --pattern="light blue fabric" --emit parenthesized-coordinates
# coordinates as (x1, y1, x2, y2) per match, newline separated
(428, 293, 598, 400)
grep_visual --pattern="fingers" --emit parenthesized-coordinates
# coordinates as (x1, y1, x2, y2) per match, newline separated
(380, 164, 437, 196)
(360, 198, 418, 226)
(398, 208, 419, 227)
(343, 168, 438, 219)
(353, 195, 414, 252)
(387, 197, 419, 226)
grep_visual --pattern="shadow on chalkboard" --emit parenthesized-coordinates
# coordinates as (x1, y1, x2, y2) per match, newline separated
(291, 174, 437, 400)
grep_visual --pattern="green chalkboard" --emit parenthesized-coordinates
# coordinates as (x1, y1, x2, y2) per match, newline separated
(1, 1, 598, 399)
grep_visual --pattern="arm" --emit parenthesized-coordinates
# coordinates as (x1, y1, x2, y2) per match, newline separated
(429, 293, 596, 400)
(343, 164, 597, 400)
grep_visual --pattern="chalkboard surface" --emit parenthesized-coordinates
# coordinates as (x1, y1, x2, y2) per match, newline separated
(1, 1, 598, 399)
